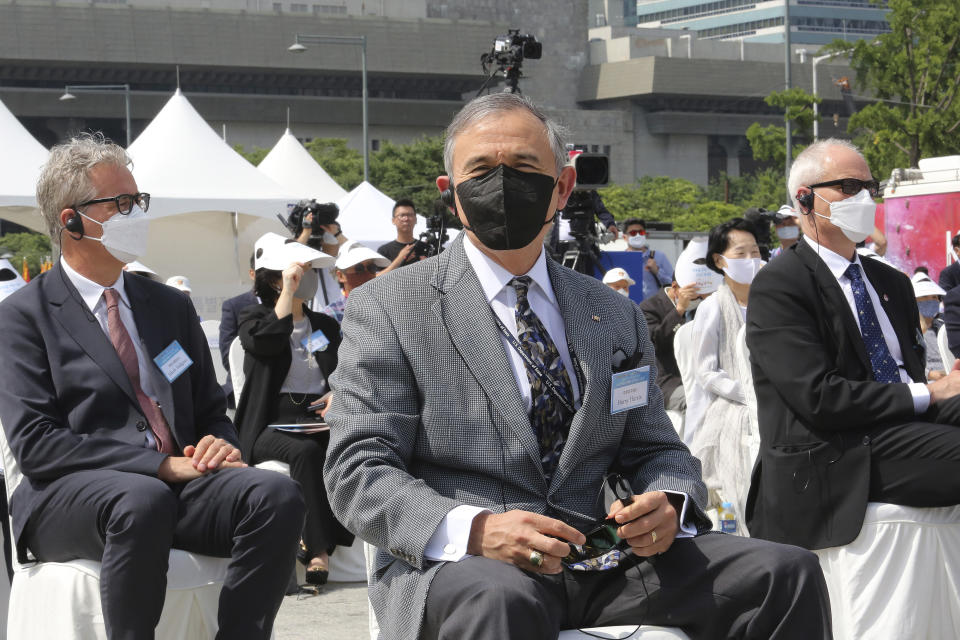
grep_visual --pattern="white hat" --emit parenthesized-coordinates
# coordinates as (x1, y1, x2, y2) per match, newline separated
(253, 232, 335, 271)
(165, 275, 192, 293)
(602, 267, 636, 286)
(674, 236, 724, 294)
(0, 258, 26, 303)
(911, 272, 946, 298)
(125, 260, 158, 277)
(777, 204, 799, 219)
(335, 240, 390, 270)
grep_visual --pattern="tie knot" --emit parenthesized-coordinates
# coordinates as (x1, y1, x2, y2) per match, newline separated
(844, 263, 862, 282)
(510, 276, 532, 299)
(103, 287, 120, 310)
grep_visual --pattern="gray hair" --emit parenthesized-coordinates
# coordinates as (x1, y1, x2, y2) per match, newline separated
(787, 138, 862, 209)
(442, 93, 568, 180)
(36, 132, 131, 241)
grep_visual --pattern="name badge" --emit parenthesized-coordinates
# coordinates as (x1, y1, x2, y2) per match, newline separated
(610, 366, 650, 414)
(153, 340, 193, 383)
(301, 329, 330, 353)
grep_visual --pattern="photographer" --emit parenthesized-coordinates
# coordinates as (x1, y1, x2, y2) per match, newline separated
(377, 199, 422, 267)
(623, 217, 674, 301)
(284, 199, 348, 309)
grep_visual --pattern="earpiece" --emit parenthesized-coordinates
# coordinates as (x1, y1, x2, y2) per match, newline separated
(797, 191, 814, 214)
(440, 185, 455, 209)
(64, 208, 84, 236)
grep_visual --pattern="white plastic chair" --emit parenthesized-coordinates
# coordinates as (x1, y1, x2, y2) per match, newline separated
(671, 322, 698, 444)
(813, 503, 960, 639)
(228, 336, 246, 401)
(199, 320, 226, 387)
(0, 419, 232, 639)
(937, 323, 955, 371)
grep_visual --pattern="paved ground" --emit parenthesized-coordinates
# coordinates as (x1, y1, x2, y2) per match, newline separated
(274, 573, 370, 640)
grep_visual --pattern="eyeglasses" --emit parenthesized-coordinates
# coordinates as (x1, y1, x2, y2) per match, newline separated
(625, 229, 646, 237)
(76, 192, 150, 215)
(394, 213, 417, 220)
(808, 178, 879, 198)
(562, 474, 634, 566)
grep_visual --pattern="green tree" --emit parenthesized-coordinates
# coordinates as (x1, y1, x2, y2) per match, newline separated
(745, 88, 820, 168)
(823, 0, 960, 176)
(0, 231, 52, 277)
(370, 135, 447, 217)
(304, 138, 363, 191)
(706, 168, 786, 211)
(673, 201, 744, 232)
(233, 144, 269, 166)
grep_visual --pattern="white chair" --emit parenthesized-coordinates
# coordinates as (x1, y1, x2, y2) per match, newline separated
(671, 322, 698, 444)
(228, 336, 247, 401)
(937, 323, 955, 371)
(0, 419, 232, 640)
(199, 320, 227, 387)
(813, 503, 960, 639)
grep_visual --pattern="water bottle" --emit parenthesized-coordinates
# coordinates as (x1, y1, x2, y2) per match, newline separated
(719, 501, 737, 534)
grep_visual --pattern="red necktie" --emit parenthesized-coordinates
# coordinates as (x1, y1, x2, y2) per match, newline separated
(103, 288, 176, 454)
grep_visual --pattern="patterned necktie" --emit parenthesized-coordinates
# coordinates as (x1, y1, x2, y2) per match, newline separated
(843, 264, 900, 384)
(103, 288, 176, 453)
(509, 276, 575, 481)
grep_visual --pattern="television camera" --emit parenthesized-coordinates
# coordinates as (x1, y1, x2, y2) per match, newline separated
(479, 29, 542, 95)
(278, 199, 339, 249)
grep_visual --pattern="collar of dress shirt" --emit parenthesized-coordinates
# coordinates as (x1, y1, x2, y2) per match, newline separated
(462, 237, 556, 306)
(803, 235, 862, 281)
(60, 257, 128, 313)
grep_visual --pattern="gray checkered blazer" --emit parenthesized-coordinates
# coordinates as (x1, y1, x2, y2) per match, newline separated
(323, 235, 710, 640)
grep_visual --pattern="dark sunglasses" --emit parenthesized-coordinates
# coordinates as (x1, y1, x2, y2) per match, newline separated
(808, 178, 879, 198)
(77, 192, 150, 215)
(346, 263, 381, 275)
(562, 474, 635, 566)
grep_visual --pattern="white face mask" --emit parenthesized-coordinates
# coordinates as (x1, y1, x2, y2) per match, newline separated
(323, 231, 339, 244)
(777, 225, 799, 240)
(685, 297, 702, 313)
(616, 287, 630, 297)
(814, 189, 877, 243)
(79, 205, 150, 264)
(627, 234, 647, 249)
(721, 257, 764, 285)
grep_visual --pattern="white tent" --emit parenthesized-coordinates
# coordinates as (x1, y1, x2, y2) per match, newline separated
(0, 96, 48, 232)
(126, 90, 296, 319)
(257, 129, 347, 203)
(335, 181, 428, 249)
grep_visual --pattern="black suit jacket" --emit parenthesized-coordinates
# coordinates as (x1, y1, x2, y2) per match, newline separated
(943, 286, 960, 359)
(938, 261, 960, 293)
(233, 304, 340, 461)
(638, 288, 685, 401)
(0, 264, 237, 547)
(745, 241, 927, 550)
(219, 290, 258, 403)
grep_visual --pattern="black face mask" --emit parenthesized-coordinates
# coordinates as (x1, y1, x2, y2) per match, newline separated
(455, 164, 558, 251)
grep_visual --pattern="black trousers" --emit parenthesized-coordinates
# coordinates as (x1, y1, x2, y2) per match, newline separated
(865, 418, 960, 506)
(252, 427, 353, 556)
(421, 532, 831, 640)
(22, 467, 304, 640)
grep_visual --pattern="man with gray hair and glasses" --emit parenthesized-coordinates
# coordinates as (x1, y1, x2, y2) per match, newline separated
(0, 133, 304, 639)
(746, 138, 960, 551)
(324, 93, 830, 640)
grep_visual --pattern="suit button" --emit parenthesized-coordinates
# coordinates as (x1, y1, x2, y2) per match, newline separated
(862, 435, 871, 446)
(136, 420, 148, 432)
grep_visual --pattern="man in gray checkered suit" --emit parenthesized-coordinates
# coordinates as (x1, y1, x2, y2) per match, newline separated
(324, 93, 831, 640)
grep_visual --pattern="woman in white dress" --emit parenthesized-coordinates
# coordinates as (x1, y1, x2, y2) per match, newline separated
(685, 218, 763, 531)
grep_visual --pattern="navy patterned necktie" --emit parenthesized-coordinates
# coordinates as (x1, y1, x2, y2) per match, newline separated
(509, 276, 575, 481)
(844, 263, 900, 383)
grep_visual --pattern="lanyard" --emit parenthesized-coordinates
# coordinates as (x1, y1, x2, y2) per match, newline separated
(492, 312, 580, 414)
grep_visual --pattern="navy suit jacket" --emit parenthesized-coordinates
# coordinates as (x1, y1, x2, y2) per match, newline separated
(218, 290, 258, 400)
(0, 264, 237, 548)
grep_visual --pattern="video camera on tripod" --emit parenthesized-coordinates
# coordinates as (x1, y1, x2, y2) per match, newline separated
(559, 152, 611, 273)
(479, 29, 542, 95)
(412, 208, 450, 259)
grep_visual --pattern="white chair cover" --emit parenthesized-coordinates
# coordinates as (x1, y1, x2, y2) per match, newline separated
(199, 319, 226, 387)
(228, 336, 247, 400)
(672, 322, 698, 444)
(814, 502, 960, 640)
(558, 627, 689, 639)
(937, 323, 955, 371)
(0, 418, 233, 640)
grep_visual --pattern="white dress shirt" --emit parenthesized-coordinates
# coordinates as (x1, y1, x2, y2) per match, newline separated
(61, 257, 162, 447)
(803, 237, 930, 413)
(424, 239, 692, 563)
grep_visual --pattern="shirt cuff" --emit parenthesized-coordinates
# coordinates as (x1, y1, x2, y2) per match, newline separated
(663, 490, 697, 538)
(423, 504, 490, 562)
(908, 382, 931, 414)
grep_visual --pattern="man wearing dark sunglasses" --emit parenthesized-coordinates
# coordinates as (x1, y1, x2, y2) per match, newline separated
(747, 138, 960, 553)
(321, 241, 391, 323)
